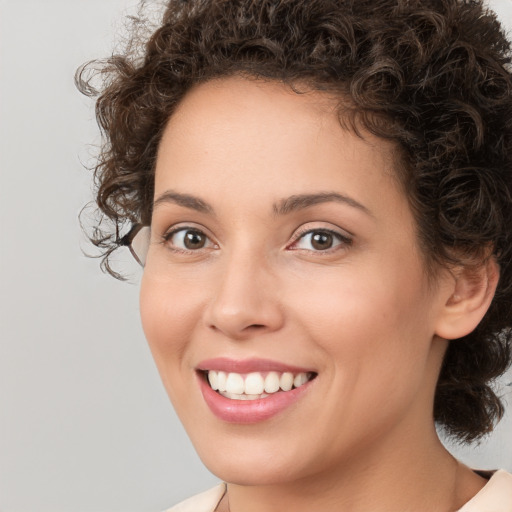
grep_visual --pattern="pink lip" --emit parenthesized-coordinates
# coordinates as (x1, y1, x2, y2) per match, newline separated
(196, 358, 316, 424)
(196, 357, 313, 374)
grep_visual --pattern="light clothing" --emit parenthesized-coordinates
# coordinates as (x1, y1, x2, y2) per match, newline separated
(165, 484, 225, 512)
(458, 470, 512, 511)
(164, 470, 512, 512)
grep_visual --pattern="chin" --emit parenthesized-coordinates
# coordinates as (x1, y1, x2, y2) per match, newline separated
(201, 452, 303, 486)
(188, 423, 330, 487)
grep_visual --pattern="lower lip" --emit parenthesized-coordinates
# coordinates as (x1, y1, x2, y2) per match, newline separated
(198, 373, 313, 424)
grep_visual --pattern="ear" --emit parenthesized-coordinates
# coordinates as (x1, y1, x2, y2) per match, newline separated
(434, 257, 500, 340)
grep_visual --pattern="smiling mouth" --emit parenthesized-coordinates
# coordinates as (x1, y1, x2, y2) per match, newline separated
(202, 370, 317, 401)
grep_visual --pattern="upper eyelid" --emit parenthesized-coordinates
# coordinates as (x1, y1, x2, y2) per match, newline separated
(284, 228, 352, 255)
(290, 224, 353, 241)
(159, 222, 352, 247)
(162, 224, 218, 250)
(162, 223, 214, 238)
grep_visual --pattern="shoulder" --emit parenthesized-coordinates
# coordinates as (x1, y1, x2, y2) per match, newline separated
(163, 484, 226, 512)
(458, 470, 512, 511)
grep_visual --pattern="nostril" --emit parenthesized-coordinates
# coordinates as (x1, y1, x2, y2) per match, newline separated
(204, 296, 285, 338)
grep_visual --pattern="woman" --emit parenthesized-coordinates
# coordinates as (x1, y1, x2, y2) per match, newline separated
(77, 0, 512, 510)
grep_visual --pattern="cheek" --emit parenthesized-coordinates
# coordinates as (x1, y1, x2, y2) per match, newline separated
(139, 273, 201, 375)
(290, 261, 435, 378)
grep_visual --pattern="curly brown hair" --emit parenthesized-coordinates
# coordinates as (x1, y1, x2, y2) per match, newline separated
(76, 0, 512, 442)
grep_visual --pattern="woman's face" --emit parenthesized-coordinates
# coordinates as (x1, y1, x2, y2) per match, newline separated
(140, 77, 452, 485)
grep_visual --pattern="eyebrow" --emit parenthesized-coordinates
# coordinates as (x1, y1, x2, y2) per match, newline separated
(153, 190, 213, 214)
(273, 192, 373, 217)
(152, 189, 372, 217)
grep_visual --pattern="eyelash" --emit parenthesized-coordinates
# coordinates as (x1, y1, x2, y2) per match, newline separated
(287, 227, 352, 253)
(162, 226, 217, 253)
(161, 225, 352, 254)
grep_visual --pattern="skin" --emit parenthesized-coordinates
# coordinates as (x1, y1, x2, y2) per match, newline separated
(140, 76, 492, 511)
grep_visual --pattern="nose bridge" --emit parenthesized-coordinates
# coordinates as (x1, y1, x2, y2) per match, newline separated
(205, 243, 283, 338)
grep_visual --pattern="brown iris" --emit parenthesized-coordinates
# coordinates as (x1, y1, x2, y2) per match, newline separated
(311, 231, 334, 250)
(184, 230, 207, 249)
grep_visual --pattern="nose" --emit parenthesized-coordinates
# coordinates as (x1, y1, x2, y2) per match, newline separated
(203, 251, 285, 340)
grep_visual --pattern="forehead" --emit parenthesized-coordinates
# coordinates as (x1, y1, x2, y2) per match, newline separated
(170, 76, 339, 125)
(155, 76, 400, 195)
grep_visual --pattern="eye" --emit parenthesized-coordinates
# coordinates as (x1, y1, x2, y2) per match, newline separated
(290, 229, 351, 252)
(163, 227, 216, 251)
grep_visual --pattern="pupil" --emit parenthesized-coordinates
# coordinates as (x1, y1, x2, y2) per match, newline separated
(312, 232, 332, 250)
(184, 231, 205, 249)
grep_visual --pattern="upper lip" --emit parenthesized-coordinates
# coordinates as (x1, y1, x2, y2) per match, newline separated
(196, 357, 315, 374)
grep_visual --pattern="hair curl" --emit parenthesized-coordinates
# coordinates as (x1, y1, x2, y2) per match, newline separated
(76, 0, 512, 442)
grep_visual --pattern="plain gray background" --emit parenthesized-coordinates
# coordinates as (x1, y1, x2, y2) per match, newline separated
(0, 1, 511, 511)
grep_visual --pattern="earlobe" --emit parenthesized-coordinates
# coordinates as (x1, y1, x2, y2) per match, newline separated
(435, 257, 500, 340)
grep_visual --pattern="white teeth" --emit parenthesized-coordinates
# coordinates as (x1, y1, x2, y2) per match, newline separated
(217, 371, 227, 392)
(280, 372, 294, 391)
(222, 391, 269, 400)
(264, 372, 280, 393)
(206, 370, 313, 398)
(225, 373, 245, 394)
(208, 371, 219, 391)
(245, 372, 265, 395)
(293, 373, 308, 388)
